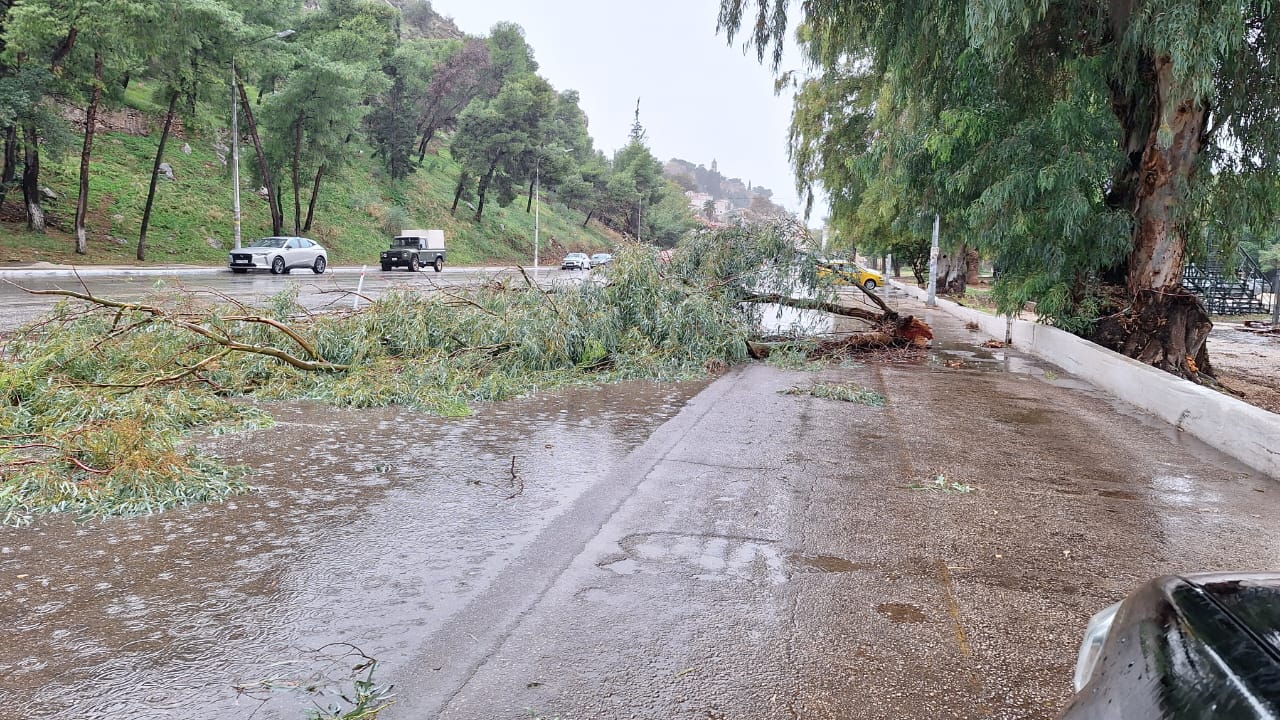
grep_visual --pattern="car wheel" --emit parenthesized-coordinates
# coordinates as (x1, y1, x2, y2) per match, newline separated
(863, 278, 878, 290)
(231, 268, 248, 274)
(380, 262, 391, 271)
(433, 256, 443, 272)
(312, 256, 326, 274)
(271, 256, 285, 275)
(409, 255, 420, 272)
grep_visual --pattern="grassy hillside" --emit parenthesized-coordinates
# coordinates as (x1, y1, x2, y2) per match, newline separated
(0, 121, 619, 267)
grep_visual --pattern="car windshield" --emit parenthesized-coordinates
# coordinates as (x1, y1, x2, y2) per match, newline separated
(249, 237, 288, 249)
(567, 254, 586, 259)
(393, 237, 419, 248)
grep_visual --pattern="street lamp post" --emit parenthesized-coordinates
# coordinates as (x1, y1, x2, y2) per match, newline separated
(532, 147, 569, 279)
(534, 160, 540, 278)
(231, 29, 294, 250)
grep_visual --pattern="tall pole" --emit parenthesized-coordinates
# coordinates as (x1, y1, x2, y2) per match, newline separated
(533, 160, 540, 278)
(231, 58, 242, 250)
(637, 194, 642, 243)
(927, 213, 940, 307)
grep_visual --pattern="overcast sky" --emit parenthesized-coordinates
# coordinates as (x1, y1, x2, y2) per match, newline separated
(428, 0, 819, 219)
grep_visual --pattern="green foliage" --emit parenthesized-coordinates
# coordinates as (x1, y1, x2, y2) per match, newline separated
(1, 221, 818, 523)
(782, 382, 887, 405)
(721, 0, 1280, 334)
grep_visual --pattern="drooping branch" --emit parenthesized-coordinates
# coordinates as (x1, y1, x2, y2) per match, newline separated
(741, 292, 891, 323)
(6, 283, 350, 372)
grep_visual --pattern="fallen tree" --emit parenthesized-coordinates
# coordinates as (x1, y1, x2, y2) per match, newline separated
(0, 220, 927, 525)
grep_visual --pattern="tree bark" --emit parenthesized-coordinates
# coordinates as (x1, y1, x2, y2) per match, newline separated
(1090, 55, 1213, 381)
(236, 80, 282, 235)
(451, 172, 465, 213)
(474, 152, 502, 222)
(302, 163, 325, 233)
(934, 246, 968, 295)
(74, 51, 103, 256)
(582, 208, 594, 228)
(138, 90, 179, 261)
(0, 125, 17, 209)
(21, 123, 43, 233)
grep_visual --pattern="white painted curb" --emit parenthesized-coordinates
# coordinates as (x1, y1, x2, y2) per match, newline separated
(891, 279, 1280, 479)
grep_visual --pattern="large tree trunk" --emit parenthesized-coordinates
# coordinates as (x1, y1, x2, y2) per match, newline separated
(934, 245, 968, 295)
(74, 52, 103, 256)
(139, 90, 179, 261)
(236, 80, 282, 235)
(1091, 55, 1213, 381)
(21, 123, 43, 233)
(302, 163, 325, 232)
(0, 125, 17, 209)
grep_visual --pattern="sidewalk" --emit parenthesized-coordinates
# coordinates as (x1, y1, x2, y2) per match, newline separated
(890, 278, 1280, 479)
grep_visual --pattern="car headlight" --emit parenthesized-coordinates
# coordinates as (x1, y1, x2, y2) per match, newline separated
(1072, 601, 1121, 691)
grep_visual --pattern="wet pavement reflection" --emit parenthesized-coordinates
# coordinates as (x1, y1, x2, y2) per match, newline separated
(0, 380, 703, 719)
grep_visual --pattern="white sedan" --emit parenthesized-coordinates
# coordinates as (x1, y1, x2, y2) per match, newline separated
(229, 236, 328, 275)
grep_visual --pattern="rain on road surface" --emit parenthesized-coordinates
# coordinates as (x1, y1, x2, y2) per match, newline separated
(2, 287, 1278, 719)
(0, 266, 586, 334)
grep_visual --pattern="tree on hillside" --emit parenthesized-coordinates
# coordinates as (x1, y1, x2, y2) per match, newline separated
(719, 0, 1280, 381)
(260, 0, 393, 234)
(367, 40, 443, 180)
(485, 22, 537, 86)
(135, 0, 244, 261)
(2, 0, 84, 235)
(413, 39, 492, 161)
(262, 53, 381, 233)
(449, 72, 556, 222)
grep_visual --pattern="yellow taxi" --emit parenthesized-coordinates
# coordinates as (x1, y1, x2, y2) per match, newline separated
(816, 259, 886, 290)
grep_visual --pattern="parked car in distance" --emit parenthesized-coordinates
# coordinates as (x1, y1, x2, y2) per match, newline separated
(380, 229, 446, 272)
(1061, 572, 1280, 719)
(590, 253, 614, 267)
(561, 252, 591, 270)
(817, 259, 885, 290)
(229, 236, 327, 275)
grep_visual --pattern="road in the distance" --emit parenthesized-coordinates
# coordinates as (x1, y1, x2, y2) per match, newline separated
(0, 265, 588, 333)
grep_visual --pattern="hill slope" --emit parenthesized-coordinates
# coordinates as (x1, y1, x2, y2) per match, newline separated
(0, 120, 618, 267)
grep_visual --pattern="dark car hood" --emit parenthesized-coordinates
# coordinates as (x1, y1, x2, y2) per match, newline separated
(1062, 572, 1280, 720)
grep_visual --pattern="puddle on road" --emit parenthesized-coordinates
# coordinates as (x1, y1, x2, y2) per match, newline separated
(596, 533, 872, 586)
(875, 602, 929, 624)
(0, 379, 704, 720)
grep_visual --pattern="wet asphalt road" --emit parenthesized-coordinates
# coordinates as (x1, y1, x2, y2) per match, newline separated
(0, 266, 587, 334)
(3, 287, 1280, 719)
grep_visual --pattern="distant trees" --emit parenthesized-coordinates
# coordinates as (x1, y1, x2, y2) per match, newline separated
(0, 0, 699, 258)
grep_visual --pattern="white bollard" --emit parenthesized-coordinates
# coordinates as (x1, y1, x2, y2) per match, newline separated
(353, 265, 366, 310)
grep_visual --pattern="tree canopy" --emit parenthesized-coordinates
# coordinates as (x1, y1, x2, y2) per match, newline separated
(720, 0, 1280, 379)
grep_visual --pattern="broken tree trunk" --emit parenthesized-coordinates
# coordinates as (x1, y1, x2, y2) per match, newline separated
(741, 288, 933, 359)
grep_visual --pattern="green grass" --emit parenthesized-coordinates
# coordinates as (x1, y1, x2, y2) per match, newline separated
(0, 126, 618, 267)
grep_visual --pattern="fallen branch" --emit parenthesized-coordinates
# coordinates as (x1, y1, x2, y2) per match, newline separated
(740, 293, 889, 324)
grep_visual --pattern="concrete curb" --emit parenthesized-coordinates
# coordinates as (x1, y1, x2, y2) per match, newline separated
(891, 279, 1280, 479)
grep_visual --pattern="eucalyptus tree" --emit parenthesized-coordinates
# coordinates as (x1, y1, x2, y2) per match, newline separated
(719, 0, 1280, 380)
